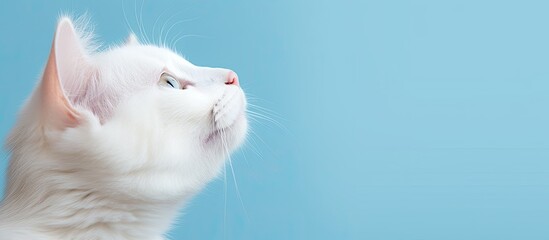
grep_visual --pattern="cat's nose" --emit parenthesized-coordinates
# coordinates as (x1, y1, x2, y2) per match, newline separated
(225, 71, 239, 86)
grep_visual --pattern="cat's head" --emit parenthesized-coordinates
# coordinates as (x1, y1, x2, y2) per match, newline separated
(7, 17, 247, 201)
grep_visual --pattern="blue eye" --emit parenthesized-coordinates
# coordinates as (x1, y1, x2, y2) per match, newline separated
(160, 73, 181, 89)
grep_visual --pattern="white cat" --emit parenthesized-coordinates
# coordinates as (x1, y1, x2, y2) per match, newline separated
(0, 17, 247, 240)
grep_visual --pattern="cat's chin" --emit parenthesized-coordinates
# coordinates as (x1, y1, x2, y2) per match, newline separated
(203, 112, 247, 148)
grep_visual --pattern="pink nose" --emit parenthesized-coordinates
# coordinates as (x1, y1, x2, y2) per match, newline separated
(225, 71, 239, 86)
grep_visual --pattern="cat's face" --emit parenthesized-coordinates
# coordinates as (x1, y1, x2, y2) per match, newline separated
(94, 42, 247, 153)
(8, 18, 247, 201)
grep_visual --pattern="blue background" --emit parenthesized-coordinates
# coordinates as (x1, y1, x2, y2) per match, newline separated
(1, 0, 548, 239)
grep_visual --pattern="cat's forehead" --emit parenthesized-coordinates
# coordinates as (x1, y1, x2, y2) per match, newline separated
(95, 45, 194, 73)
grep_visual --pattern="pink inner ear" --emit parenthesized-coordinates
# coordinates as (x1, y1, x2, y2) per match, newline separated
(40, 33, 80, 129)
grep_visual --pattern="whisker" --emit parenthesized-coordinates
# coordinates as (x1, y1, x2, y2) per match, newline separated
(122, 0, 136, 37)
(236, 147, 250, 166)
(247, 126, 277, 158)
(133, 0, 145, 44)
(219, 126, 230, 239)
(220, 127, 249, 221)
(247, 109, 286, 128)
(171, 34, 207, 50)
(209, 113, 228, 238)
(151, 9, 169, 46)
(246, 97, 289, 125)
(138, 0, 151, 44)
(245, 93, 275, 104)
(246, 110, 281, 123)
(247, 103, 285, 119)
(223, 147, 228, 239)
(246, 109, 284, 123)
(244, 128, 266, 160)
(246, 110, 288, 132)
(158, 12, 180, 47)
(162, 17, 199, 49)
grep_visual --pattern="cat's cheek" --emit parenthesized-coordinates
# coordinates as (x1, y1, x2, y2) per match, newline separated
(155, 89, 214, 121)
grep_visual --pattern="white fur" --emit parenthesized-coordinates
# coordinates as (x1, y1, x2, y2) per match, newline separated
(0, 17, 247, 240)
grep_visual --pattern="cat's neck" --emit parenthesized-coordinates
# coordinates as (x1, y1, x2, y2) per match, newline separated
(0, 150, 183, 240)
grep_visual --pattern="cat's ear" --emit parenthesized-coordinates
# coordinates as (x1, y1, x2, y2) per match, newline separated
(40, 17, 93, 129)
(125, 33, 139, 45)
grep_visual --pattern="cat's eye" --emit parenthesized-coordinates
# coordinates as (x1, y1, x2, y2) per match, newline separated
(160, 73, 182, 89)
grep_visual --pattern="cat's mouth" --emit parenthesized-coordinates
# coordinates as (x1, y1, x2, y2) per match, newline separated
(205, 89, 246, 144)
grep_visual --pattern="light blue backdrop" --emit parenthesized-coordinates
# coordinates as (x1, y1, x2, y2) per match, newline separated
(1, 0, 548, 239)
